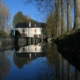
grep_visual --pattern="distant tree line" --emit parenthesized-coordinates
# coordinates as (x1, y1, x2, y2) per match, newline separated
(24, 0, 80, 38)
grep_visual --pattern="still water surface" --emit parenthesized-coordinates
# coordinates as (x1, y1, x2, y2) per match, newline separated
(0, 42, 80, 80)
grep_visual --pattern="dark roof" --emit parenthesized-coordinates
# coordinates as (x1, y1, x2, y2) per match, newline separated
(15, 22, 45, 28)
(15, 22, 29, 28)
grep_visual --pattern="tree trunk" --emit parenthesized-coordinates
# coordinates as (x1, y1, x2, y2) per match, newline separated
(55, 0, 58, 37)
(61, 0, 66, 34)
(67, 0, 72, 31)
(74, 0, 80, 29)
(57, 0, 61, 36)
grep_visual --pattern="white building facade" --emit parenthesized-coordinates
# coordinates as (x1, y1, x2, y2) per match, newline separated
(15, 22, 45, 38)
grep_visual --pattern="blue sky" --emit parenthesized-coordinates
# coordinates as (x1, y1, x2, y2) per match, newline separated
(3, 0, 74, 28)
(3, 0, 44, 25)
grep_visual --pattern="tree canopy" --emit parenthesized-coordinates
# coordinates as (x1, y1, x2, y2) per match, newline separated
(13, 11, 36, 27)
(45, 12, 56, 38)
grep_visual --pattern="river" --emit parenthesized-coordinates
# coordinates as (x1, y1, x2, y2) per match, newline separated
(0, 42, 80, 80)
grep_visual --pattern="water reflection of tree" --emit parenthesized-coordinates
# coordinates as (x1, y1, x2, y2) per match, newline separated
(13, 53, 34, 68)
(0, 44, 14, 52)
(44, 43, 80, 80)
(33, 57, 56, 80)
(0, 51, 11, 80)
(44, 43, 57, 66)
(36, 43, 57, 80)
(31, 43, 60, 80)
(75, 69, 80, 80)
(36, 65, 56, 80)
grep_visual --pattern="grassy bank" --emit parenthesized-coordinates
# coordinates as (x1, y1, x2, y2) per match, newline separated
(54, 29, 80, 59)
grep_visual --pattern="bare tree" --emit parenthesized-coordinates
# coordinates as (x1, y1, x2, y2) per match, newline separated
(0, 0, 10, 33)
(24, 0, 55, 21)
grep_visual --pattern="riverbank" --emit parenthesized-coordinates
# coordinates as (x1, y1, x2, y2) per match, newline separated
(54, 29, 80, 59)
(0, 34, 25, 46)
(0, 36, 14, 46)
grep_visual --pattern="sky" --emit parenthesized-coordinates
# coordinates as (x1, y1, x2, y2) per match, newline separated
(3, 0, 74, 28)
(3, 0, 44, 26)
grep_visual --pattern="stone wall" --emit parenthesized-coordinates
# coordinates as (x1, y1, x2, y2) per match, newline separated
(0, 37, 14, 46)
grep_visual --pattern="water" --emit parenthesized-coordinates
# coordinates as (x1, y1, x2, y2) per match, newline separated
(0, 42, 80, 80)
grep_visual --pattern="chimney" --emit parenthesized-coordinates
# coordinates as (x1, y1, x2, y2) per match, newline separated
(29, 21, 31, 27)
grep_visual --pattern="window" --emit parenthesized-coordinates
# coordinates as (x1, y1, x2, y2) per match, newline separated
(23, 29, 25, 32)
(35, 47, 37, 51)
(34, 29, 36, 32)
(23, 47, 25, 51)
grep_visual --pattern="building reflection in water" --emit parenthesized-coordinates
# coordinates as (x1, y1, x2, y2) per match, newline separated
(16, 43, 45, 59)
(13, 43, 45, 68)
